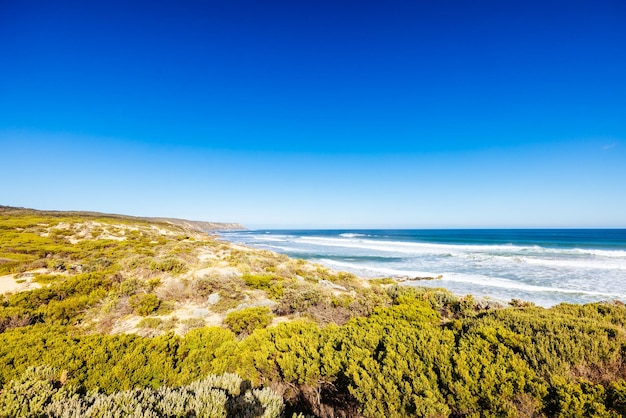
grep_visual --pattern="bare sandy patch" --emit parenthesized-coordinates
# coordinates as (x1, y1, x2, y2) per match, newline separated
(150, 225, 177, 236)
(197, 248, 219, 262)
(167, 302, 221, 322)
(0, 270, 44, 294)
(110, 316, 144, 334)
(96, 234, 126, 241)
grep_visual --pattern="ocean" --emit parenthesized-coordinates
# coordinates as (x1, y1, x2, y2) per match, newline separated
(219, 229, 626, 307)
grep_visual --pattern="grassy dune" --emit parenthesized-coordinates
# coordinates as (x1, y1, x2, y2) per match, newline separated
(1, 207, 625, 417)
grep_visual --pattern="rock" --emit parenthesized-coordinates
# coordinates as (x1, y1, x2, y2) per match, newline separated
(474, 297, 505, 310)
(318, 280, 347, 291)
(411, 275, 443, 281)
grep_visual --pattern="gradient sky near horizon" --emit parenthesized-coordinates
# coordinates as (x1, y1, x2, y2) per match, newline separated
(1, 0, 625, 228)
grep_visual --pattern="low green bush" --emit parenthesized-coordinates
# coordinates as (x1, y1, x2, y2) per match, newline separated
(32, 274, 62, 284)
(150, 258, 187, 275)
(129, 294, 161, 316)
(137, 317, 162, 329)
(224, 307, 272, 336)
(275, 286, 325, 315)
(243, 274, 274, 290)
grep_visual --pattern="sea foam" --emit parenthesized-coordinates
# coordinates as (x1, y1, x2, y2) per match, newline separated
(220, 229, 626, 307)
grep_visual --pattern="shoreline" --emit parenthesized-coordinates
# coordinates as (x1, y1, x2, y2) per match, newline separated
(219, 229, 626, 308)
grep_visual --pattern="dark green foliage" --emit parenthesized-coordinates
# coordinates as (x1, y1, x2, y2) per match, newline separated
(546, 377, 614, 417)
(176, 327, 237, 381)
(607, 380, 626, 415)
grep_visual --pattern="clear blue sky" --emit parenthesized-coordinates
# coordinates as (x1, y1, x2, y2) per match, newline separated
(1, 0, 625, 228)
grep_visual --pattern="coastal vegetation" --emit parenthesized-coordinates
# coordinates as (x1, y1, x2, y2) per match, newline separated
(1, 207, 625, 417)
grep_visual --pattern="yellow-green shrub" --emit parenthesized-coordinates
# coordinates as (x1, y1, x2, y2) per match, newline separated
(224, 307, 272, 336)
(129, 294, 160, 316)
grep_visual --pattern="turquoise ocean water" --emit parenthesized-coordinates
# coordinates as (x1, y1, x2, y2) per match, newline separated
(220, 229, 626, 307)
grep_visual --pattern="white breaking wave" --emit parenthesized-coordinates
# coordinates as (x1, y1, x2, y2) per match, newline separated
(294, 236, 626, 260)
(339, 233, 367, 238)
(220, 231, 626, 306)
(460, 253, 626, 271)
(520, 257, 626, 270)
(319, 258, 437, 279)
(317, 258, 625, 299)
(294, 237, 513, 254)
(263, 245, 308, 253)
(570, 248, 626, 258)
(440, 272, 625, 298)
(250, 235, 290, 242)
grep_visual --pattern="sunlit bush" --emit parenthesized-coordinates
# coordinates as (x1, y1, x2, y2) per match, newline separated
(224, 307, 273, 336)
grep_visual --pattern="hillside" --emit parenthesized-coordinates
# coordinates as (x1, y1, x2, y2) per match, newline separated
(0, 206, 246, 232)
(1, 208, 626, 417)
(0, 207, 374, 336)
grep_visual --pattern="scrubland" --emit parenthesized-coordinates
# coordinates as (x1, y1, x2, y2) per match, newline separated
(0, 207, 625, 417)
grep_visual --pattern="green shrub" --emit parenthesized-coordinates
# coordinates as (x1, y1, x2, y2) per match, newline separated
(149, 258, 187, 274)
(138, 317, 162, 329)
(119, 278, 141, 296)
(146, 277, 162, 291)
(243, 274, 273, 290)
(180, 318, 206, 332)
(224, 307, 272, 336)
(547, 377, 611, 417)
(607, 380, 626, 415)
(47, 259, 66, 272)
(129, 294, 161, 316)
(32, 274, 62, 284)
(42, 295, 92, 325)
(276, 286, 325, 315)
(267, 284, 284, 300)
(82, 257, 115, 273)
(369, 277, 396, 285)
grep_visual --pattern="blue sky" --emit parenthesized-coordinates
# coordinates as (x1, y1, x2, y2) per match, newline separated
(1, 0, 625, 228)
